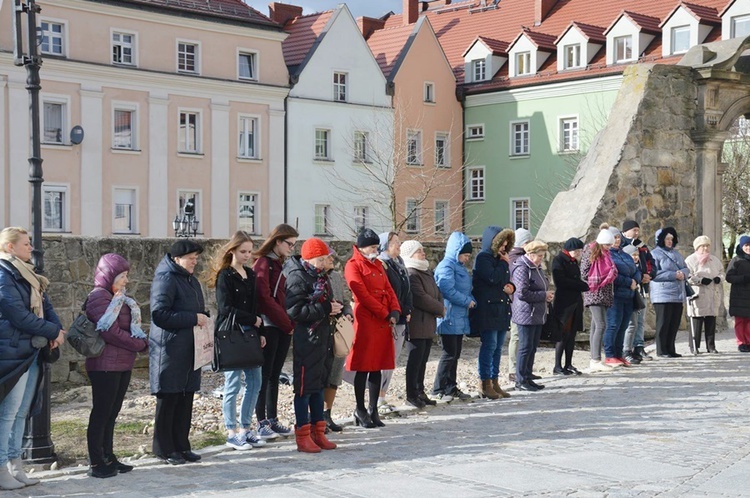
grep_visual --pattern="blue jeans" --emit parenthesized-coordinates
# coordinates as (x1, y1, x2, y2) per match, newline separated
(294, 389, 324, 427)
(478, 330, 507, 380)
(222, 367, 262, 430)
(515, 324, 542, 384)
(624, 308, 645, 352)
(0, 358, 40, 465)
(604, 298, 634, 359)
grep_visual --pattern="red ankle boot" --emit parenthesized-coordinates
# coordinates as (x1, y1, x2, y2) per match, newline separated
(295, 424, 321, 453)
(311, 421, 337, 450)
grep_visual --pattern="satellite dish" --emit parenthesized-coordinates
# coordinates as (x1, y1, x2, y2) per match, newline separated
(70, 125, 84, 145)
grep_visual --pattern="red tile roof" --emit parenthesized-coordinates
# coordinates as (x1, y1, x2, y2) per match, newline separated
(367, 23, 417, 78)
(281, 10, 335, 69)
(116, 0, 279, 27)
(555, 21, 606, 44)
(660, 2, 721, 26)
(477, 36, 510, 55)
(605, 11, 662, 35)
(510, 29, 557, 51)
(381, 0, 729, 93)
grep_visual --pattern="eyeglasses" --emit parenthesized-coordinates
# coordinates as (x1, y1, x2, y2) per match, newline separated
(281, 239, 296, 249)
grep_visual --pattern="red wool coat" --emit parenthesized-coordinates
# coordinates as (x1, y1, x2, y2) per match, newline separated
(344, 247, 401, 372)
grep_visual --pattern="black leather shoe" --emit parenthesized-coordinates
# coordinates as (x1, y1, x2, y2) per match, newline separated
(88, 462, 118, 478)
(553, 367, 571, 376)
(181, 451, 201, 462)
(668, 353, 682, 358)
(418, 392, 437, 406)
(528, 380, 545, 390)
(353, 408, 376, 428)
(658, 354, 671, 358)
(323, 409, 343, 432)
(106, 456, 133, 473)
(159, 452, 186, 465)
(368, 408, 386, 427)
(515, 382, 539, 392)
(565, 366, 582, 375)
(530, 374, 542, 380)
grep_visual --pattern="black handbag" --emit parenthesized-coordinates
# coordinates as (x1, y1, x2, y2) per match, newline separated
(684, 281, 696, 299)
(541, 303, 563, 342)
(67, 300, 106, 358)
(633, 291, 646, 310)
(212, 311, 264, 372)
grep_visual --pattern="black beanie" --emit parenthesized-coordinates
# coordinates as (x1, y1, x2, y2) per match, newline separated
(563, 237, 584, 251)
(356, 228, 380, 248)
(169, 240, 203, 258)
(622, 220, 640, 233)
(459, 241, 473, 255)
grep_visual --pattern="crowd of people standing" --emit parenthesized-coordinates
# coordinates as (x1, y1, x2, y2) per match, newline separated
(1, 218, 749, 487)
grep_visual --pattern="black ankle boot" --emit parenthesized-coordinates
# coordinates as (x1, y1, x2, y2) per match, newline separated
(324, 409, 343, 432)
(367, 406, 385, 427)
(353, 407, 375, 428)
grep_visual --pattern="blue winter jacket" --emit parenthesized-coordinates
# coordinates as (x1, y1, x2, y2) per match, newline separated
(435, 232, 475, 335)
(0, 260, 61, 401)
(470, 226, 514, 334)
(610, 247, 642, 301)
(650, 246, 690, 304)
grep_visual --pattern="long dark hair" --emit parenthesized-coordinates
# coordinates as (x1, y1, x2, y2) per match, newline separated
(204, 231, 254, 288)
(253, 223, 299, 261)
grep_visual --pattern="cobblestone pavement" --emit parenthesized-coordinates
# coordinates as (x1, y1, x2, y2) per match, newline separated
(11, 335, 750, 497)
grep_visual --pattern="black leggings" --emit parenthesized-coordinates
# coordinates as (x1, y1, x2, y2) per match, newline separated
(87, 370, 131, 466)
(405, 339, 432, 397)
(256, 327, 291, 421)
(554, 315, 576, 370)
(152, 392, 194, 456)
(353, 371, 381, 411)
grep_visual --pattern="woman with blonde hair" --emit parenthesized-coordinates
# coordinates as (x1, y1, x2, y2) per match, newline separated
(0, 227, 65, 489)
(253, 223, 298, 439)
(205, 231, 267, 450)
(686, 236, 724, 353)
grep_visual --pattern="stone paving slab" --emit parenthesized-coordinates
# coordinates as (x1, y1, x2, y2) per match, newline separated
(7, 335, 750, 497)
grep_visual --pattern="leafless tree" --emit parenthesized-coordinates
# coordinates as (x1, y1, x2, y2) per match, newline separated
(721, 118, 750, 260)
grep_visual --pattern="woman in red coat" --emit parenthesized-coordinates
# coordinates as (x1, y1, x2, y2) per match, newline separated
(345, 229, 400, 429)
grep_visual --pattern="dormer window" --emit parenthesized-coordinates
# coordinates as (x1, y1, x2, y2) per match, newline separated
(472, 59, 486, 82)
(555, 23, 605, 72)
(564, 44, 581, 69)
(671, 26, 691, 54)
(614, 35, 633, 62)
(515, 52, 531, 76)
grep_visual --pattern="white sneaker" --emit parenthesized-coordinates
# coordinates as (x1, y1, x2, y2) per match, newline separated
(588, 360, 612, 373)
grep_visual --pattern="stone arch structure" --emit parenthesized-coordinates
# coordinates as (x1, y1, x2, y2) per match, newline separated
(538, 36, 750, 257)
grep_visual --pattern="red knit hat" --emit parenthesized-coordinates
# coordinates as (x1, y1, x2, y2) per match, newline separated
(301, 238, 330, 260)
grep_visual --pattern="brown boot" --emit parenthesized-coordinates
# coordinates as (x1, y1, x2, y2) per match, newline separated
(295, 424, 321, 453)
(311, 421, 337, 450)
(492, 378, 511, 398)
(479, 379, 499, 399)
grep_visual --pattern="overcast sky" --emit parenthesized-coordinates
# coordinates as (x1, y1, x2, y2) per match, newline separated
(250, 1, 404, 19)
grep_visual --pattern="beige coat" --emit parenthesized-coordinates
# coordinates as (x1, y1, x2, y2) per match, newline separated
(685, 252, 725, 317)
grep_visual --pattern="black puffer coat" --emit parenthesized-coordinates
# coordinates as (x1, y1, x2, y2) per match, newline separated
(726, 246, 750, 318)
(284, 256, 333, 396)
(551, 250, 589, 333)
(215, 266, 260, 329)
(149, 254, 206, 394)
(470, 226, 515, 334)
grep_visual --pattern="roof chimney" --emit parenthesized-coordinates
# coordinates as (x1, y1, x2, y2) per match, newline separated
(268, 2, 303, 25)
(404, 0, 419, 25)
(534, 0, 557, 26)
(358, 16, 387, 39)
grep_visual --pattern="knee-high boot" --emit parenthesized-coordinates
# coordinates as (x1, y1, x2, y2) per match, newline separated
(367, 379, 385, 427)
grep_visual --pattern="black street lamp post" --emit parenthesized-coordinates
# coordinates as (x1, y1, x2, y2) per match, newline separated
(13, 0, 57, 463)
(173, 198, 199, 237)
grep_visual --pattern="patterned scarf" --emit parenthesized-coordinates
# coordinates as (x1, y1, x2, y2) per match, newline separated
(587, 246, 618, 292)
(96, 292, 147, 339)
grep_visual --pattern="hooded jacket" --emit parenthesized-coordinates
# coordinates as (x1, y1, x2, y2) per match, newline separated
(470, 226, 515, 334)
(85, 253, 148, 372)
(148, 254, 206, 394)
(434, 232, 476, 335)
(511, 254, 549, 326)
(650, 228, 690, 304)
(726, 244, 750, 317)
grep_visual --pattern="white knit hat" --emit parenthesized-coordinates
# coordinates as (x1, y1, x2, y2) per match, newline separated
(693, 235, 711, 250)
(596, 229, 615, 245)
(400, 240, 423, 259)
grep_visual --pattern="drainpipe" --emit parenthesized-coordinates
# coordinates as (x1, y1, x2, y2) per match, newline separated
(284, 74, 298, 223)
(457, 85, 467, 231)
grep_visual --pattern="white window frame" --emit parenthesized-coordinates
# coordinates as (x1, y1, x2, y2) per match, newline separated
(563, 43, 581, 69)
(466, 124, 484, 140)
(434, 200, 449, 234)
(511, 197, 531, 231)
(472, 59, 486, 82)
(237, 49, 259, 81)
(314, 204, 331, 236)
(112, 102, 139, 150)
(40, 18, 67, 57)
(614, 35, 633, 63)
(354, 206, 368, 234)
(406, 129, 423, 166)
(559, 116, 579, 152)
(238, 191, 260, 235)
(333, 72, 348, 102)
(515, 51, 531, 76)
(112, 186, 138, 234)
(732, 14, 750, 38)
(178, 108, 202, 154)
(405, 198, 420, 233)
(238, 114, 260, 159)
(670, 25, 691, 54)
(353, 131, 369, 163)
(177, 190, 202, 227)
(41, 94, 70, 145)
(510, 120, 530, 156)
(424, 81, 435, 103)
(42, 184, 69, 232)
(177, 39, 201, 74)
(467, 166, 485, 201)
(435, 132, 450, 168)
(314, 128, 331, 161)
(111, 29, 137, 66)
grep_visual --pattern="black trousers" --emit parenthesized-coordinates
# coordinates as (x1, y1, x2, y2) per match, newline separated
(432, 334, 463, 395)
(152, 392, 194, 457)
(87, 370, 131, 466)
(256, 326, 291, 421)
(692, 316, 717, 351)
(405, 338, 432, 398)
(554, 315, 576, 370)
(654, 303, 683, 356)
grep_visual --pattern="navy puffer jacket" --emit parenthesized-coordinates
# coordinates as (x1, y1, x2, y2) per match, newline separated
(610, 247, 641, 301)
(470, 226, 515, 334)
(510, 255, 549, 326)
(149, 254, 206, 394)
